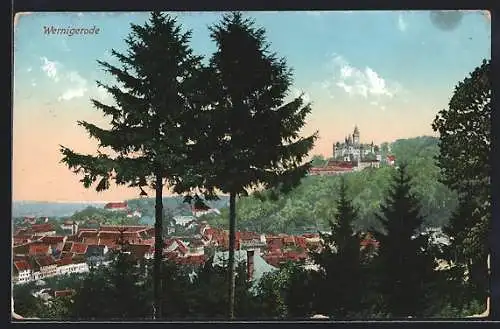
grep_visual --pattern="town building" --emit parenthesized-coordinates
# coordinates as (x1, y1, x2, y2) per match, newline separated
(333, 125, 381, 162)
(104, 201, 128, 212)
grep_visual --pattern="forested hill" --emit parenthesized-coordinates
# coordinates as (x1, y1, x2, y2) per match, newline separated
(204, 136, 458, 234)
(14, 136, 456, 232)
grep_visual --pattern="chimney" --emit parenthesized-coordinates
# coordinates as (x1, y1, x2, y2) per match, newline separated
(247, 249, 255, 281)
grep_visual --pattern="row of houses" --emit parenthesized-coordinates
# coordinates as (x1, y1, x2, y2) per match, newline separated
(13, 216, 385, 286)
(309, 156, 396, 176)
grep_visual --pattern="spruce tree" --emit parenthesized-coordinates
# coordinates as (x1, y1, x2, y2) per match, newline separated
(373, 164, 437, 317)
(312, 177, 363, 318)
(59, 12, 204, 319)
(174, 12, 318, 319)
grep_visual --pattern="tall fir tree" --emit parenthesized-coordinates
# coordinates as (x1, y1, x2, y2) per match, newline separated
(174, 12, 317, 319)
(312, 177, 363, 318)
(59, 12, 204, 319)
(373, 164, 437, 317)
(432, 60, 491, 303)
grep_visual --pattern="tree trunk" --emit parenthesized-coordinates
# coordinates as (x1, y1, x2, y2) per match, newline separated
(153, 172, 163, 319)
(228, 192, 237, 319)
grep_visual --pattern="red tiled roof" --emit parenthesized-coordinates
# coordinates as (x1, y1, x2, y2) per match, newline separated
(236, 231, 260, 241)
(14, 228, 34, 237)
(61, 251, 73, 258)
(267, 238, 283, 250)
(127, 244, 152, 259)
(31, 223, 55, 232)
(295, 236, 307, 248)
(13, 255, 29, 262)
(283, 251, 307, 260)
(57, 256, 73, 266)
(104, 202, 128, 209)
(29, 243, 51, 256)
(14, 260, 31, 272)
(13, 243, 31, 255)
(83, 237, 99, 245)
(35, 255, 56, 267)
(13, 237, 30, 246)
(98, 238, 118, 249)
(79, 230, 98, 238)
(99, 225, 148, 232)
(262, 255, 282, 267)
(40, 236, 65, 245)
(70, 242, 88, 254)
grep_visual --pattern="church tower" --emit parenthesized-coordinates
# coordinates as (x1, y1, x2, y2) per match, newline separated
(353, 125, 360, 145)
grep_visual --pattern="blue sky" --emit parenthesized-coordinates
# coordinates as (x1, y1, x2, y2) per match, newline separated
(13, 11, 490, 201)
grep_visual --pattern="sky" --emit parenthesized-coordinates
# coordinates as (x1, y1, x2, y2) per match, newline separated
(13, 11, 491, 202)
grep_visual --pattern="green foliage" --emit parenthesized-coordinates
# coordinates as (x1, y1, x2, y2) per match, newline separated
(70, 249, 151, 320)
(310, 155, 327, 167)
(311, 178, 365, 318)
(255, 261, 318, 319)
(177, 11, 317, 197)
(432, 60, 491, 297)
(372, 164, 438, 317)
(170, 11, 317, 318)
(59, 11, 209, 318)
(205, 137, 457, 235)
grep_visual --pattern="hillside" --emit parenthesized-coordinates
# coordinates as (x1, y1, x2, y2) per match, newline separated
(13, 136, 455, 233)
(11, 196, 229, 220)
(204, 136, 458, 234)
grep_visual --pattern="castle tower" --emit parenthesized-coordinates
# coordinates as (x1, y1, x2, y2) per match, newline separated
(353, 125, 360, 145)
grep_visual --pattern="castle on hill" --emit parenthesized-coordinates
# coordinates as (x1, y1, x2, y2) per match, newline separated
(333, 125, 381, 162)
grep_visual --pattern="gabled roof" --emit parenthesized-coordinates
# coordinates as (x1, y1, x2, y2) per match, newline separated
(57, 256, 73, 266)
(29, 243, 51, 256)
(79, 231, 98, 239)
(127, 244, 153, 259)
(14, 228, 34, 237)
(98, 238, 118, 249)
(35, 255, 56, 267)
(13, 237, 30, 246)
(14, 260, 31, 272)
(70, 242, 88, 254)
(83, 236, 99, 245)
(31, 223, 55, 232)
(104, 202, 128, 209)
(40, 236, 65, 245)
(99, 225, 148, 232)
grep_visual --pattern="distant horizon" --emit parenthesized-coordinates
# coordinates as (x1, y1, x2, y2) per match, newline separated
(13, 11, 490, 202)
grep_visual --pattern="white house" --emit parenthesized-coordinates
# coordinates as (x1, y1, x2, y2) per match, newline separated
(173, 215, 197, 226)
(56, 258, 90, 276)
(127, 210, 142, 218)
(192, 208, 221, 218)
(13, 260, 33, 284)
